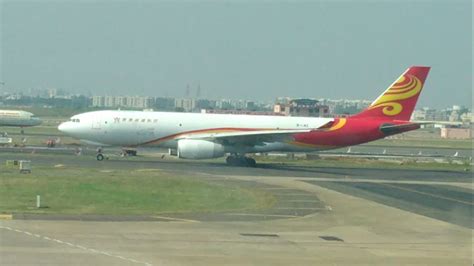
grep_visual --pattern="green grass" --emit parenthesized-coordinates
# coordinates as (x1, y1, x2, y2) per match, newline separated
(363, 138, 472, 150)
(2, 125, 63, 136)
(1, 124, 79, 146)
(0, 166, 275, 215)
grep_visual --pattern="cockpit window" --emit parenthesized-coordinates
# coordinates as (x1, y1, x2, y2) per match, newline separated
(70, 118, 81, 123)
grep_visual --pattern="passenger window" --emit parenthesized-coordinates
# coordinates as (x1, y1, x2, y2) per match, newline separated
(129, 118, 133, 122)
(141, 119, 145, 122)
(153, 119, 158, 123)
(135, 119, 139, 122)
(122, 118, 126, 122)
(147, 119, 151, 122)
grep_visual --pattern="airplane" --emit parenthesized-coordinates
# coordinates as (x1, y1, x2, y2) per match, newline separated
(0, 110, 42, 133)
(58, 66, 430, 166)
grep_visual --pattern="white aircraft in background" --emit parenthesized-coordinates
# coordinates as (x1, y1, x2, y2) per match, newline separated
(59, 66, 431, 166)
(0, 110, 42, 129)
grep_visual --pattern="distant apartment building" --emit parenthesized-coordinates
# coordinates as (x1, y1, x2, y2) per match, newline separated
(460, 112, 473, 123)
(128, 96, 154, 109)
(411, 107, 448, 121)
(154, 97, 175, 110)
(104, 96, 116, 107)
(175, 98, 196, 112)
(115, 96, 128, 107)
(274, 98, 329, 117)
(215, 99, 234, 109)
(196, 99, 216, 110)
(92, 95, 154, 109)
(47, 88, 69, 99)
(412, 105, 471, 122)
(92, 96, 105, 107)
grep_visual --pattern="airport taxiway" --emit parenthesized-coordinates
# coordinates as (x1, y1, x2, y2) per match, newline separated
(0, 150, 472, 265)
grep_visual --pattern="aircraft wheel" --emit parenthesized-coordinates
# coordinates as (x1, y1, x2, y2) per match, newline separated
(96, 153, 104, 161)
(226, 155, 238, 166)
(245, 157, 256, 167)
(226, 155, 256, 167)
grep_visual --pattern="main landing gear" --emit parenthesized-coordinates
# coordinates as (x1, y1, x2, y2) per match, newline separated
(96, 147, 136, 161)
(226, 155, 256, 167)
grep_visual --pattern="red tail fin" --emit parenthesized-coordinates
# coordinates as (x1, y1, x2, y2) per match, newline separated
(351, 66, 430, 121)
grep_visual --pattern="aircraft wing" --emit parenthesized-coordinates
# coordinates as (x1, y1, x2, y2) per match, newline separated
(176, 120, 334, 146)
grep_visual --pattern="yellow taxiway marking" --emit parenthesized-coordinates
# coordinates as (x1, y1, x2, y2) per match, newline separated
(151, 215, 200, 223)
(0, 214, 12, 220)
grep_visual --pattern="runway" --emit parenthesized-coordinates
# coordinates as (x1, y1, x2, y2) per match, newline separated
(0, 149, 472, 265)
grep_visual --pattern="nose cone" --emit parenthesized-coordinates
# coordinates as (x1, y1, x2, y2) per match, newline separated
(58, 121, 72, 134)
(33, 118, 42, 126)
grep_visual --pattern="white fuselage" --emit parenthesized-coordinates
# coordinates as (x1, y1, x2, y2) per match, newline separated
(0, 110, 42, 127)
(58, 110, 333, 152)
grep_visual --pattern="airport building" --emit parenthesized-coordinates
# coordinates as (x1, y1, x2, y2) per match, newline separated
(440, 127, 472, 139)
(274, 98, 330, 117)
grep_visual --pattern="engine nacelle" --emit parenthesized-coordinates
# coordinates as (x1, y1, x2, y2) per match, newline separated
(177, 139, 225, 159)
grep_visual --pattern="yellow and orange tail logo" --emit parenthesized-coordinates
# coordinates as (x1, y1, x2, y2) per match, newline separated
(353, 66, 430, 121)
(368, 74, 422, 116)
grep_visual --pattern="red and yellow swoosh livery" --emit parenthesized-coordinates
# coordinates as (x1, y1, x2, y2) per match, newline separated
(292, 66, 430, 149)
(352, 66, 430, 121)
(58, 66, 432, 165)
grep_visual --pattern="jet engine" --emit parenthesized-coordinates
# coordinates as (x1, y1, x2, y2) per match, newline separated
(177, 139, 225, 159)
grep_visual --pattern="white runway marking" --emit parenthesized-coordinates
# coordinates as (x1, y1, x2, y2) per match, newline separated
(0, 225, 153, 266)
(276, 207, 327, 210)
(276, 194, 314, 197)
(225, 213, 299, 218)
(262, 187, 293, 190)
(151, 215, 200, 223)
(287, 199, 321, 203)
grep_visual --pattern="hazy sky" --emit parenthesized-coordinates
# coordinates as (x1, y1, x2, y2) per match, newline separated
(1, 0, 472, 108)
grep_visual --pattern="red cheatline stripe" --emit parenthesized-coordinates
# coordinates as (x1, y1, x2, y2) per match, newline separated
(142, 127, 274, 145)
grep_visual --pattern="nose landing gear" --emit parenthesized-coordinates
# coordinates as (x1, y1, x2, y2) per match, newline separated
(96, 153, 105, 161)
(96, 147, 108, 161)
(225, 155, 256, 167)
